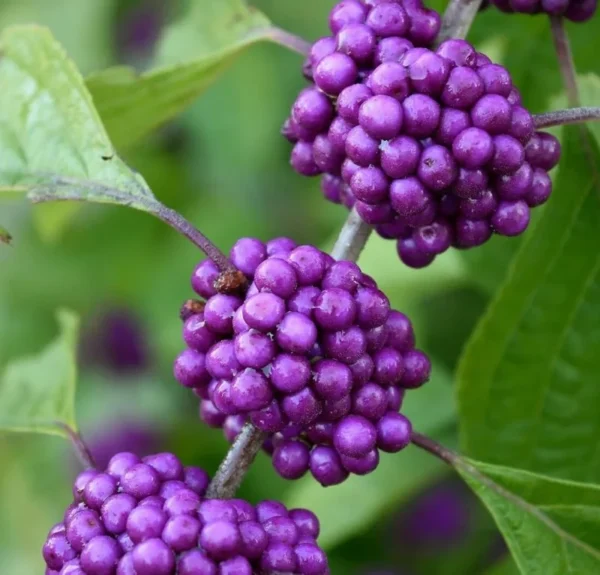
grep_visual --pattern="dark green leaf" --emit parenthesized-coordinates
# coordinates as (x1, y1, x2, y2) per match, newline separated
(457, 116, 600, 482)
(87, 0, 274, 149)
(458, 460, 600, 575)
(285, 364, 456, 550)
(0, 309, 79, 436)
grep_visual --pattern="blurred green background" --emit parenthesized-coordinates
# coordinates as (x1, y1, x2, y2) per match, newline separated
(1, 1, 598, 573)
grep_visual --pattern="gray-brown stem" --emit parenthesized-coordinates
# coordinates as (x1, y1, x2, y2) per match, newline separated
(549, 16, 580, 107)
(534, 107, 600, 128)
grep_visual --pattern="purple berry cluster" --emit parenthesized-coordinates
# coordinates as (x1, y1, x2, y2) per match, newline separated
(490, 0, 596, 21)
(175, 237, 430, 485)
(285, 29, 562, 267)
(43, 452, 328, 575)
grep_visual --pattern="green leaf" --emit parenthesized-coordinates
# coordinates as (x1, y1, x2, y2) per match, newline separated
(0, 25, 156, 218)
(0, 225, 12, 245)
(457, 118, 600, 482)
(0, 309, 79, 436)
(285, 363, 456, 550)
(485, 557, 520, 575)
(458, 460, 600, 575)
(87, 0, 274, 149)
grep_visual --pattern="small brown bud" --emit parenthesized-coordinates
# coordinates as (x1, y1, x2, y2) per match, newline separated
(180, 299, 205, 321)
(214, 270, 249, 295)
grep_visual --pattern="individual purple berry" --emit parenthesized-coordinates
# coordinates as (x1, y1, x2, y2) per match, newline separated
(120, 464, 161, 499)
(369, 62, 410, 100)
(337, 22, 377, 63)
(231, 369, 273, 412)
(183, 315, 217, 353)
(289, 245, 327, 286)
(44, 533, 77, 570)
(276, 312, 318, 354)
(380, 136, 421, 179)
(291, 141, 321, 176)
(261, 542, 298, 572)
(329, 1, 368, 34)
(452, 127, 494, 169)
(126, 506, 168, 543)
(376, 412, 412, 452)
(234, 331, 276, 369)
(178, 550, 217, 575)
(402, 94, 441, 139)
(83, 474, 118, 510)
(282, 387, 322, 425)
(359, 95, 403, 140)
(292, 88, 334, 135)
(191, 260, 219, 299)
(229, 238, 267, 276)
(337, 84, 373, 124)
(273, 440, 311, 480)
(310, 446, 349, 486)
(397, 237, 435, 268)
(417, 145, 457, 191)
(374, 36, 414, 66)
(441, 67, 484, 109)
(254, 258, 298, 298)
(454, 218, 493, 248)
(243, 293, 286, 332)
(491, 200, 531, 236)
(315, 52, 358, 95)
(101, 495, 136, 535)
(80, 535, 121, 575)
(366, 2, 409, 37)
(526, 168, 552, 207)
(334, 415, 377, 458)
(132, 538, 174, 575)
(407, 51, 450, 96)
(401, 349, 432, 388)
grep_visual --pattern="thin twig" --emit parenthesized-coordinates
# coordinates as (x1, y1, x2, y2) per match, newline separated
(29, 178, 236, 273)
(55, 422, 96, 470)
(330, 207, 373, 261)
(534, 107, 600, 128)
(436, 0, 484, 45)
(549, 16, 580, 107)
(154, 203, 236, 273)
(206, 423, 267, 499)
(207, 0, 487, 500)
(267, 27, 311, 56)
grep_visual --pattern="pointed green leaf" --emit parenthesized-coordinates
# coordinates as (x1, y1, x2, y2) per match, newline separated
(0, 25, 157, 215)
(0, 309, 79, 436)
(457, 104, 600, 482)
(87, 0, 275, 149)
(458, 460, 600, 575)
(285, 365, 456, 550)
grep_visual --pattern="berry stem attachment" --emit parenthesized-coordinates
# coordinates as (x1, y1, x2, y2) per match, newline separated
(56, 422, 96, 470)
(534, 107, 600, 128)
(267, 27, 312, 56)
(549, 16, 580, 107)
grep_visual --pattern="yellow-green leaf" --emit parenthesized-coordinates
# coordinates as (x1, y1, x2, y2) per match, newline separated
(0, 309, 79, 436)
